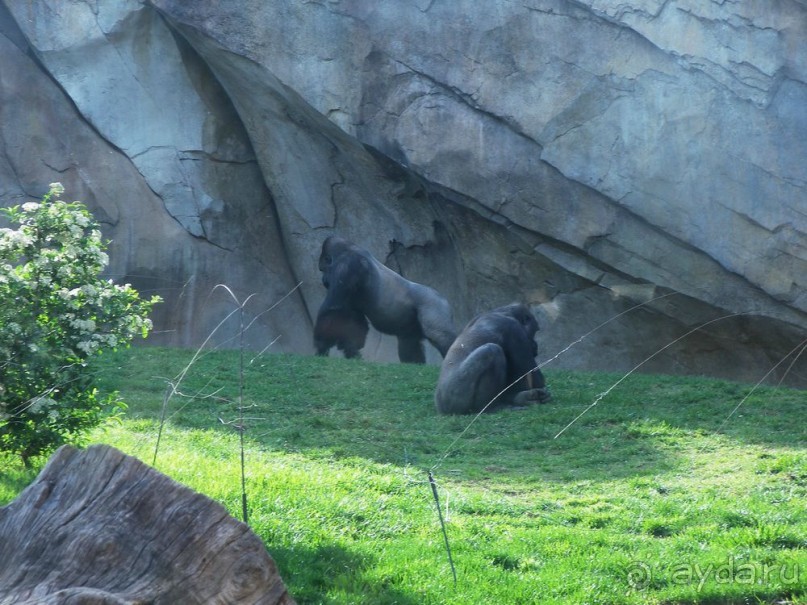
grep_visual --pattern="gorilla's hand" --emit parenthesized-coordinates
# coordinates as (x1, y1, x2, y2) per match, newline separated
(513, 387, 552, 406)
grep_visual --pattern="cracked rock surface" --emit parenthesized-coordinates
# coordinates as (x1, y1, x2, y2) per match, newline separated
(1, 0, 804, 384)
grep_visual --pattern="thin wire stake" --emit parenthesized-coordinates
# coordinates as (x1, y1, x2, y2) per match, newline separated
(239, 300, 249, 525)
(152, 383, 173, 467)
(716, 337, 807, 433)
(428, 471, 457, 587)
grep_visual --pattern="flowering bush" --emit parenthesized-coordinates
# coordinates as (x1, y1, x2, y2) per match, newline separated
(0, 183, 160, 465)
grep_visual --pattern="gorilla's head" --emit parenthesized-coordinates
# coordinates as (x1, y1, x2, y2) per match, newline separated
(318, 236, 371, 297)
(500, 303, 539, 338)
(319, 236, 353, 287)
(319, 236, 352, 270)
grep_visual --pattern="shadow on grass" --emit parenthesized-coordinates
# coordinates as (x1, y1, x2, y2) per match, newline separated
(90, 349, 805, 487)
(269, 543, 421, 605)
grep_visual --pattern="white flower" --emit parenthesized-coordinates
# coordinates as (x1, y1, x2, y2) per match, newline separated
(22, 202, 41, 212)
(0, 229, 33, 247)
(77, 340, 97, 355)
(70, 318, 97, 333)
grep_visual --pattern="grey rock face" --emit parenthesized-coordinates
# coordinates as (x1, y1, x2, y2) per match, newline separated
(1, 0, 804, 384)
(0, 0, 308, 350)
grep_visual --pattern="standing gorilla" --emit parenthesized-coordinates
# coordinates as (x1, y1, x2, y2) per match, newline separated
(314, 236, 457, 363)
(435, 303, 552, 414)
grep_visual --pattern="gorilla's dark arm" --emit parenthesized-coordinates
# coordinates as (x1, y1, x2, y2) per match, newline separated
(313, 308, 368, 358)
(313, 245, 372, 357)
(500, 317, 550, 406)
(501, 327, 545, 389)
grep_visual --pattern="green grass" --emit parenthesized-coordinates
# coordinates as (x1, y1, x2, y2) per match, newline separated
(1, 347, 805, 604)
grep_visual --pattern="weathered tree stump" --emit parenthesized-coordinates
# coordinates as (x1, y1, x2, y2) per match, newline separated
(0, 444, 295, 605)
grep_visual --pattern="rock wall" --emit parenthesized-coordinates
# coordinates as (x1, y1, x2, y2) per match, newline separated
(1, 0, 805, 385)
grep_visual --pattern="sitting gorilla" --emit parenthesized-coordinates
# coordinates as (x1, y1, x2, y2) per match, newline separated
(314, 236, 457, 363)
(434, 303, 552, 414)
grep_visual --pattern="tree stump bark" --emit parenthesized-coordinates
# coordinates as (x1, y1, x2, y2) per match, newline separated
(0, 444, 296, 605)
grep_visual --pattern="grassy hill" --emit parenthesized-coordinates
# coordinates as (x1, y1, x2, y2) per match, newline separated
(2, 347, 805, 604)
